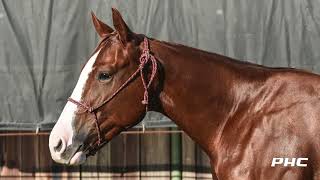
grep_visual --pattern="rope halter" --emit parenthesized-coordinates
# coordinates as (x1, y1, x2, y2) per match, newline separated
(67, 37, 158, 153)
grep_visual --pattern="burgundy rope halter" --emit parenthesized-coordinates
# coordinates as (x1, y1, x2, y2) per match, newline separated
(67, 37, 157, 148)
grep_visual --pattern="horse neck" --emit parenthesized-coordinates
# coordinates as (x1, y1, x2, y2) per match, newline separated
(149, 39, 241, 157)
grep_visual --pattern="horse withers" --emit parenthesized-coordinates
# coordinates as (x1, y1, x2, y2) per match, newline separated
(49, 8, 320, 180)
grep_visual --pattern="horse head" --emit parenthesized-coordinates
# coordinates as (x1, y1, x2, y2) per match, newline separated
(49, 8, 157, 165)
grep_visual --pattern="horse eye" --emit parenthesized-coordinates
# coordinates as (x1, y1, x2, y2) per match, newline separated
(98, 72, 112, 82)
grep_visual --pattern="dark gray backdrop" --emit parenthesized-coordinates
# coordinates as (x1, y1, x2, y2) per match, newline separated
(0, 0, 319, 131)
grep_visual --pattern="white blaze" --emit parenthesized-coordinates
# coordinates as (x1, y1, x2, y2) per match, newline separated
(52, 50, 100, 146)
(70, 50, 101, 102)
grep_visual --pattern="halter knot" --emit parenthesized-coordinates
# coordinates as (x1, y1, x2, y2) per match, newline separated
(141, 91, 149, 105)
(88, 107, 94, 113)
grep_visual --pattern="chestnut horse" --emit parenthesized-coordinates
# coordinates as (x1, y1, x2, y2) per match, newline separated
(49, 8, 320, 179)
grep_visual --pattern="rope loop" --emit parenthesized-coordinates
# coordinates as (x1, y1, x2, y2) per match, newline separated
(139, 38, 158, 108)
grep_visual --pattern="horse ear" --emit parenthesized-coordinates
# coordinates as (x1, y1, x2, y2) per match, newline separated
(111, 8, 132, 44)
(91, 11, 114, 38)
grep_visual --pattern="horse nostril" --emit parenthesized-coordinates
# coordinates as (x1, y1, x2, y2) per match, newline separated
(54, 139, 62, 152)
(53, 137, 66, 154)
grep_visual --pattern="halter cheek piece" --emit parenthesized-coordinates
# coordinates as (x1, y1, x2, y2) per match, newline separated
(67, 37, 158, 154)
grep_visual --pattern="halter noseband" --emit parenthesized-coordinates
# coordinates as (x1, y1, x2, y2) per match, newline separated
(67, 37, 158, 154)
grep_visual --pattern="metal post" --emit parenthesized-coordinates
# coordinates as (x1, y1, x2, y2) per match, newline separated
(171, 127, 182, 180)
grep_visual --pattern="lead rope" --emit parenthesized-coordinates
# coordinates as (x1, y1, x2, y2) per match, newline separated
(67, 37, 157, 147)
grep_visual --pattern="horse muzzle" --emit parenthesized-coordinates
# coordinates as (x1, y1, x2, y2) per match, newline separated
(49, 127, 87, 165)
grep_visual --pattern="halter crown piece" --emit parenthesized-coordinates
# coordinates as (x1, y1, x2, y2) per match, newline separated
(67, 37, 157, 153)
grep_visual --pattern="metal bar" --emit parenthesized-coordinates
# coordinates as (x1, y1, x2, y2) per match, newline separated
(0, 130, 184, 137)
(171, 127, 182, 180)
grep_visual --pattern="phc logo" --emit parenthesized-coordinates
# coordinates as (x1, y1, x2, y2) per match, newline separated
(271, 158, 308, 167)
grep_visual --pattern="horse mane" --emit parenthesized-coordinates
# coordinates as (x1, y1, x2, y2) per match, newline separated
(151, 38, 315, 76)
